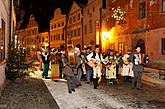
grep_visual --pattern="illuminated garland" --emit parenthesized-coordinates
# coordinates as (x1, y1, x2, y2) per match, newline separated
(112, 7, 126, 21)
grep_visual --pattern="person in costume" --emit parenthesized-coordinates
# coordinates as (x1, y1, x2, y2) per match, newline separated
(41, 48, 50, 79)
(105, 50, 117, 84)
(87, 45, 106, 89)
(130, 46, 149, 90)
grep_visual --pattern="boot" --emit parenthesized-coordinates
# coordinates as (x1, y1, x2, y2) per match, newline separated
(96, 77, 99, 86)
(93, 78, 97, 89)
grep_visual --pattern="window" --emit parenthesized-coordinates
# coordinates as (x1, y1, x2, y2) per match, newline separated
(162, 0, 165, 13)
(32, 38, 33, 42)
(87, 10, 89, 15)
(54, 35, 55, 40)
(62, 22, 64, 26)
(71, 30, 73, 37)
(51, 35, 52, 41)
(42, 37, 44, 42)
(85, 25, 87, 34)
(78, 13, 80, 20)
(118, 42, 124, 55)
(67, 31, 71, 38)
(78, 28, 81, 36)
(74, 29, 77, 37)
(62, 33, 64, 40)
(54, 24, 56, 28)
(93, 7, 95, 12)
(69, 18, 72, 24)
(139, 2, 146, 19)
(51, 25, 53, 29)
(102, 0, 106, 9)
(0, 19, 5, 62)
(109, 43, 115, 51)
(58, 23, 60, 27)
(39, 37, 41, 43)
(57, 34, 60, 40)
(89, 20, 92, 33)
(162, 38, 165, 55)
(73, 16, 76, 22)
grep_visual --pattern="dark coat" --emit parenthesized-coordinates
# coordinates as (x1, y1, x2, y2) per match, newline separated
(41, 53, 50, 64)
(62, 65, 75, 76)
(129, 52, 144, 72)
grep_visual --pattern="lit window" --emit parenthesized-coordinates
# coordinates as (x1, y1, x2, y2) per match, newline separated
(0, 19, 5, 62)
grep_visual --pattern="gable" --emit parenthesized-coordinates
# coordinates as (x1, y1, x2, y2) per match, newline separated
(50, 8, 66, 23)
(68, 1, 81, 15)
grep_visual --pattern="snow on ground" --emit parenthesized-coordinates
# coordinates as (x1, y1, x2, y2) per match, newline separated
(44, 80, 131, 109)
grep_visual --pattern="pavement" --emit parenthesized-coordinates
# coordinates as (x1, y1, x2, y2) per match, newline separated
(0, 63, 165, 109)
(44, 77, 165, 109)
(0, 78, 59, 109)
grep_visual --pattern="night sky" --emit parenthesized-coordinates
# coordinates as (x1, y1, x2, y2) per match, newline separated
(17, 0, 88, 32)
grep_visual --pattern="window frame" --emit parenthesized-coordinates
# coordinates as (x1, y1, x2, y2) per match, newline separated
(139, 2, 146, 19)
(162, 38, 165, 55)
(162, 0, 165, 13)
(0, 19, 5, 62)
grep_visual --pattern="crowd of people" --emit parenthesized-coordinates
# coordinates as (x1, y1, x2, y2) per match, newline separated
(36, 44, 149, 94)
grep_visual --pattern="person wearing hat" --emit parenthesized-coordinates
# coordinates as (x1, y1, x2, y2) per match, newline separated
(86, 45, 106, 89)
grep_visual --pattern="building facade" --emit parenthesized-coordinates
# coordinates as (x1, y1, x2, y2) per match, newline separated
(83, 0, 103, 50)
(66, 1, 84, 49)
(16, 29, 26, 50)
(0, 0, 16, 93)
(146, 0, 165, 64)
(37, 32, 49, 49)
(25, 15, 39, 51)
(108, 0, 165, 67)
(50, 8, 66, 48)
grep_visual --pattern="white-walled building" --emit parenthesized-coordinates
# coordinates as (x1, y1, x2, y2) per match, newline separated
(0, 0, 16, 93)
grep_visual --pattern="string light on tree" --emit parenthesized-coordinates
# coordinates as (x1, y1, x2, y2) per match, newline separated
(112, 7, 126, 22)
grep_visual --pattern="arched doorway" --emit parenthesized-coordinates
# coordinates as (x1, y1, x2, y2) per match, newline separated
(137, 39, 145, 53)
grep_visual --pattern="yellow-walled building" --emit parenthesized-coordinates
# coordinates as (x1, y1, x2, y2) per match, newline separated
(37, 32, 49, 49)
(66, 1, 84, 49)
(50, 8, 66, 48)
(26, 14, 39, 50)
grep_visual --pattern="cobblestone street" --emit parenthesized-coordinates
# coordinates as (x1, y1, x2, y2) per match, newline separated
(0, 65, 165, 109)
(45, 78, 165, 109)
(0, 78, 59, 109)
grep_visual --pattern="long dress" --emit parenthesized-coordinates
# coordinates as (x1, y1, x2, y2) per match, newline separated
(50, 53, 60, 80)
